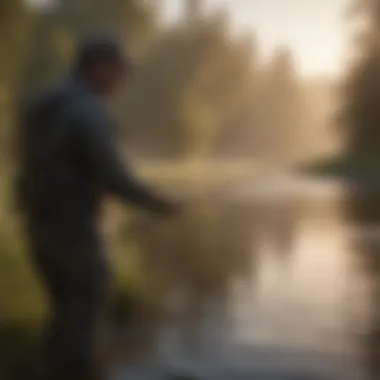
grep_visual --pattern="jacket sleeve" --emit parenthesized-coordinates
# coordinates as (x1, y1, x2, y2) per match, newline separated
(76, 102, 167, 212)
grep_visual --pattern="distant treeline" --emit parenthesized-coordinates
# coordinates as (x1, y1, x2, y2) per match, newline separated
(1, 0, 333, 164)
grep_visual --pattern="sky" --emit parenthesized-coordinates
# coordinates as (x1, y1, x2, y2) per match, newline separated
(161, 0, 349, 78)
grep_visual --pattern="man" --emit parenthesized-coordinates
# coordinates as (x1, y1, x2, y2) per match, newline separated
(16, 37, 180, 380)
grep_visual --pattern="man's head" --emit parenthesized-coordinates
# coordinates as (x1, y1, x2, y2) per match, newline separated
(75, 37, 133, 96)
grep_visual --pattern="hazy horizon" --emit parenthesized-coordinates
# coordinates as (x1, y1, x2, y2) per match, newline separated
(161, 0, 349, 79)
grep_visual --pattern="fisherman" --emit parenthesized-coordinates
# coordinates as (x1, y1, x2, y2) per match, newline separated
(16, 36, 181, 380)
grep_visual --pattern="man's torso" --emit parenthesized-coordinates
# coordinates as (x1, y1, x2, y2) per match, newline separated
(17, 78, 108, 237)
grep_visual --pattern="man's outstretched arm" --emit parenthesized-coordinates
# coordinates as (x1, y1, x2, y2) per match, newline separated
(77, 104, 176, 214)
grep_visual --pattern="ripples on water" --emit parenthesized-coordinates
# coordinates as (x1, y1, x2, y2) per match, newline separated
(112, 178, 380, 379)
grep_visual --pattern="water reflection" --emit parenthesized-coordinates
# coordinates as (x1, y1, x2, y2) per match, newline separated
(346, 188, 380, 380)
(110, 180, 380, 378)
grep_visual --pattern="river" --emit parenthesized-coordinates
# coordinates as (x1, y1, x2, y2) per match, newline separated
(111, 177, 380, 379)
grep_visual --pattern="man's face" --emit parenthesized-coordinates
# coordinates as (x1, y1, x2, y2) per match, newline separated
(90, 61, 127, 96)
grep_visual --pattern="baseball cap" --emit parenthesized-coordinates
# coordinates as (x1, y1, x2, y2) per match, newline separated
(76, 36, 133, 72)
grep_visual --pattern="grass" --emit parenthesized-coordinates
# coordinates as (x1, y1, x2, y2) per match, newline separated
(0, 224, 45, 380)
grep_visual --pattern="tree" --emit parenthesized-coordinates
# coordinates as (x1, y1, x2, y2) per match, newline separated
(0, 0, 31, 89)
(20, 0, 158, 95)
(253, 47, 306, 163)
(123, 6, 261, 160)
(303, 0, 380, 177)
(57, 0, 157, 56)
(19, 15, 74, 96)
(344, 0, 380, 155)
(343, 5, 380, 380)
(0, 0, 32, 169)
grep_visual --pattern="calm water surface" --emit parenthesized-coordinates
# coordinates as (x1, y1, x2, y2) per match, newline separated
(116, 178, 380, 379)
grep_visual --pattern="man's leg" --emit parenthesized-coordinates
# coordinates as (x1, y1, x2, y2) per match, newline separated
(32, 234, 109, 380)
(44, 288, 104, 379)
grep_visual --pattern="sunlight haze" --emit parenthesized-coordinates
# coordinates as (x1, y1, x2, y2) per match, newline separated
(162, 0, 348, 78)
